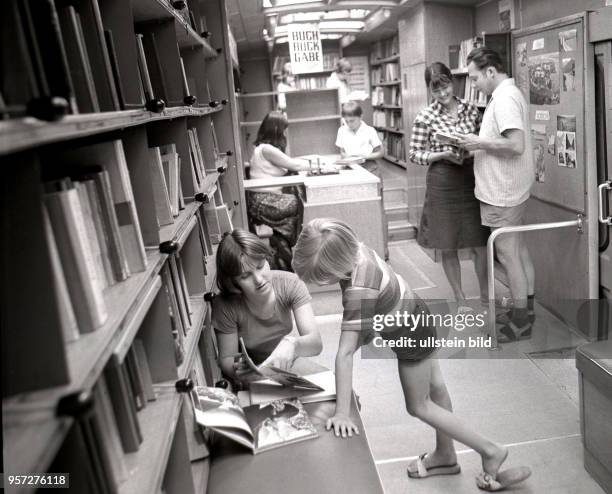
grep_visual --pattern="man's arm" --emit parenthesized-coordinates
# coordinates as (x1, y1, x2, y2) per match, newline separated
(454, 128, 524, 158)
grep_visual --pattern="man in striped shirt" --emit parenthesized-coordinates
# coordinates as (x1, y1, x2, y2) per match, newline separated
(454, 47, 535, 342)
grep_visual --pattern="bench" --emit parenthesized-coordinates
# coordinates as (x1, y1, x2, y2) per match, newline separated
(576, 340, 612, 494)
(205, 360, 384, 494)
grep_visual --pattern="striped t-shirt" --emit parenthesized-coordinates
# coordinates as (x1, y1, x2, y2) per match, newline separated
(339, 243, 414, 346)
(474, 78, 534, 207)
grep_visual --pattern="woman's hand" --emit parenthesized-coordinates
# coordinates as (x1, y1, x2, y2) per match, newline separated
(326, 413, 360, 438)
(453, 132, 482, 151)
(233, 355, 261, 384)
(432, 150, 464, 165)
(259, 337, 297, 371)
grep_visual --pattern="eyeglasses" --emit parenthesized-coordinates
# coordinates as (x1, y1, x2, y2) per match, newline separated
(431, 84, 452, 96)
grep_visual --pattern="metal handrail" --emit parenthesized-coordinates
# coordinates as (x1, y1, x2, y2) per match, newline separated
(486, 215, 584, 348)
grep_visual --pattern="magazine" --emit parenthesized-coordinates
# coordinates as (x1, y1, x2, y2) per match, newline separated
(238, 370, 336, 407)
(192, 386, 319, 454)
(239, 337, 325, 392)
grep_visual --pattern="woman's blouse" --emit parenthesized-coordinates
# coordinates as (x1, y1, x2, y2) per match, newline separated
(340, 243, 415, 347)
(250, 143, 287, 194)
(408, 97, 481, 166)
(211, 271, 311, 365)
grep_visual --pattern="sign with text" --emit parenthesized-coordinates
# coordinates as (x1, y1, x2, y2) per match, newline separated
(288, 24, 323, 74)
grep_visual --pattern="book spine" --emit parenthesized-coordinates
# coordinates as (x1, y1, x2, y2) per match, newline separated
(44, 189, 107, 333)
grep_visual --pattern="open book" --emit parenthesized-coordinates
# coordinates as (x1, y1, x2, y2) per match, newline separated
(333, 156, 365, 166)
(434, 131, 464, 147)
(239, 370, 336, 407)
(192, 387, 318, 454)
(239, 338, 324, 392)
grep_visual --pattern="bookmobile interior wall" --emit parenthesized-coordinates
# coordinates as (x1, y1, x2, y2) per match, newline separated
(1, 0, 244, 492)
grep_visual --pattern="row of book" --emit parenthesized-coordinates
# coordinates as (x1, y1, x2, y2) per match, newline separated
(385, 133, 406, 162)
(43, 140, 147, 337)
(2, 0, 211, 119)
(371, 63, 400, 85)
(373, 110, 403, 129)
(449, 36, 484, 70)
(295, 76, 329, 90)
(371, 86, 401, 107)
(370, 35, 399, 62)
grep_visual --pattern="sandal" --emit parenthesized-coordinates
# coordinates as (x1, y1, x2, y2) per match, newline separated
(476, 466, 532, 491)
(407, 453, 461, 479)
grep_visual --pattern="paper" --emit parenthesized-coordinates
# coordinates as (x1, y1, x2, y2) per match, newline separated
(531, 124, 547, 183)
(528, 53, 560, 105)
(240, 337, 324, 391)
(556, 115, 577, 168)
(535, 111, 550, 121)
(532, 38, 545, 51)
(498, 0, 515, 31)
(288, 24, 323, 74)
(515, 42, 529, 96)
(559, 29, 577, 52)
(561, 58, 576, 92)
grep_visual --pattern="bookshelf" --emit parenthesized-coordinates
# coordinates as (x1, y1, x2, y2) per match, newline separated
(448, 32, 512, 109)
(271, 52, 340, 90)
(1, 0, 242, 493)
(370, 34, 406, 168)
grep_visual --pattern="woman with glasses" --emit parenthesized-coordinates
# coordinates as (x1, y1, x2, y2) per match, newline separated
(408, 62, 490, 312)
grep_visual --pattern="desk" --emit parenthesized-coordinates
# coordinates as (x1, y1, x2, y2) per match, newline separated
(207, 360, 384, 494)
(243, 163, 386, 258)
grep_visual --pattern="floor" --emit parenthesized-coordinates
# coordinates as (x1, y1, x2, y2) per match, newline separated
(303, 162, 605, 494)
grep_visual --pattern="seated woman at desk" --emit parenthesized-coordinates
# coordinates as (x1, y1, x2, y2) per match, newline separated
(211, 229, 323, 387)
(247, 111, 312, 270)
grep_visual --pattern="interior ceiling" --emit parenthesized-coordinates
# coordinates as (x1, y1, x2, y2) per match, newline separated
(229, 0, 486, 55)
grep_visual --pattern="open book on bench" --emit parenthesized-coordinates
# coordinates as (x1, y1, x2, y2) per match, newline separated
(239, 337, 324, 392)
(238, 370, 336, 407)
(192, 387, 318, 454)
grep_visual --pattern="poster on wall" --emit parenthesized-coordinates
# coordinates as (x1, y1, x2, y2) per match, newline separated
(557, 115, 577, 168)
(532, 124, 547, 182)
(345, 56, 370, 97)
(561, 58, 576, 92)
(498, 0, 515, 31)
(559, 29, 577, 52)
(528, 53, 560, 105)
(515, 42, 528, 95)
(287, 24, 323, 74)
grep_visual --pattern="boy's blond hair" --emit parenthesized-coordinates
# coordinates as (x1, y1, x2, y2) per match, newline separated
(292, 218, 359, 285)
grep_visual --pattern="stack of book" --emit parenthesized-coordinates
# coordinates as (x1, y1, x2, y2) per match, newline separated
(370, 34, 399, 62)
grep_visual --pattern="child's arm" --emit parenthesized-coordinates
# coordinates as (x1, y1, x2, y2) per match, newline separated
(365, 144, 383, 160)
(327, 330, 361, 438)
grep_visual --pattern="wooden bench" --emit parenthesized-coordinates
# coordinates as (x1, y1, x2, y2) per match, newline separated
(576, 340, 612, 493)
(205, 360, 384, 494)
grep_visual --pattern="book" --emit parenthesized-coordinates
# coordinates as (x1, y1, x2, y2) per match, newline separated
(57, 6, 99, 113)
(104, 29, 126, 111)
(334, 156, 365, 166)
(44, 181, 108, 333)
(239, 338, 324, 392)
(192, 387, 318, 455)
(148, 147, 174, 227)
(239, 370, 336, 407)
(434, 130, 463, 147)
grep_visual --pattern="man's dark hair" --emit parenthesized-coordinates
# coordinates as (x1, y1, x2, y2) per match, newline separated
(467, 47, 506, 74)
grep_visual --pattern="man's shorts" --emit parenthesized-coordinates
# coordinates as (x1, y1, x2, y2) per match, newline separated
(480, 199, 528, 227)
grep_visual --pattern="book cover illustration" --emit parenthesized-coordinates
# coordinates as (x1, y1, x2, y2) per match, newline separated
(239, 338, 324, 392)
(192, 386, 318, 454)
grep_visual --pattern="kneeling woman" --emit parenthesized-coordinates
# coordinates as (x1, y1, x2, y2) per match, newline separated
(211, 229, 322, 386)
(247, 111, 313, 270)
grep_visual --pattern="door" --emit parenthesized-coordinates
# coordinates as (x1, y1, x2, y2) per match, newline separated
(594, 40, 612, 338)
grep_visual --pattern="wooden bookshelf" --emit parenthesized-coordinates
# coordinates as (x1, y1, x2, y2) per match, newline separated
(1, 0, 243, 493)
(370, 34, 405, 167)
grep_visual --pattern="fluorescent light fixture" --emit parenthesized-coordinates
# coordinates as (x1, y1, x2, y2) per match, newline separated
(278, 9, 370, 24)
(364, 7, 392, 32)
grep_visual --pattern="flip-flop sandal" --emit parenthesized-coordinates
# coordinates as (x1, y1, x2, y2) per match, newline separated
(476, 466, 532, 491)
(407, 453, 461, 479)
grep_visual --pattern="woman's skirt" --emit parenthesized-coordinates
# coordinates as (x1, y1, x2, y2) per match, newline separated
(417, 159, 490, 250)
(246, 188, 303, 271)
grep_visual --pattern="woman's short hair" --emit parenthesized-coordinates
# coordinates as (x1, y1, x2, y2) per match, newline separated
(424, 62, 453, 90)
(335, 58, 352, 74)
(254, 111, 289, 152)
(466, 47, 506, 74)
(341, 101, 362, 118)
(292, 218, 359, 285)
(216, 229, 272, 295)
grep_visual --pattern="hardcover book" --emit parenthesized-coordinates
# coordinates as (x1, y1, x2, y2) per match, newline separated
(192, 387, 318, 455)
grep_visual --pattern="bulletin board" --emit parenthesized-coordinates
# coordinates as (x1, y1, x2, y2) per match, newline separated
(513, 17, 585, 213)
